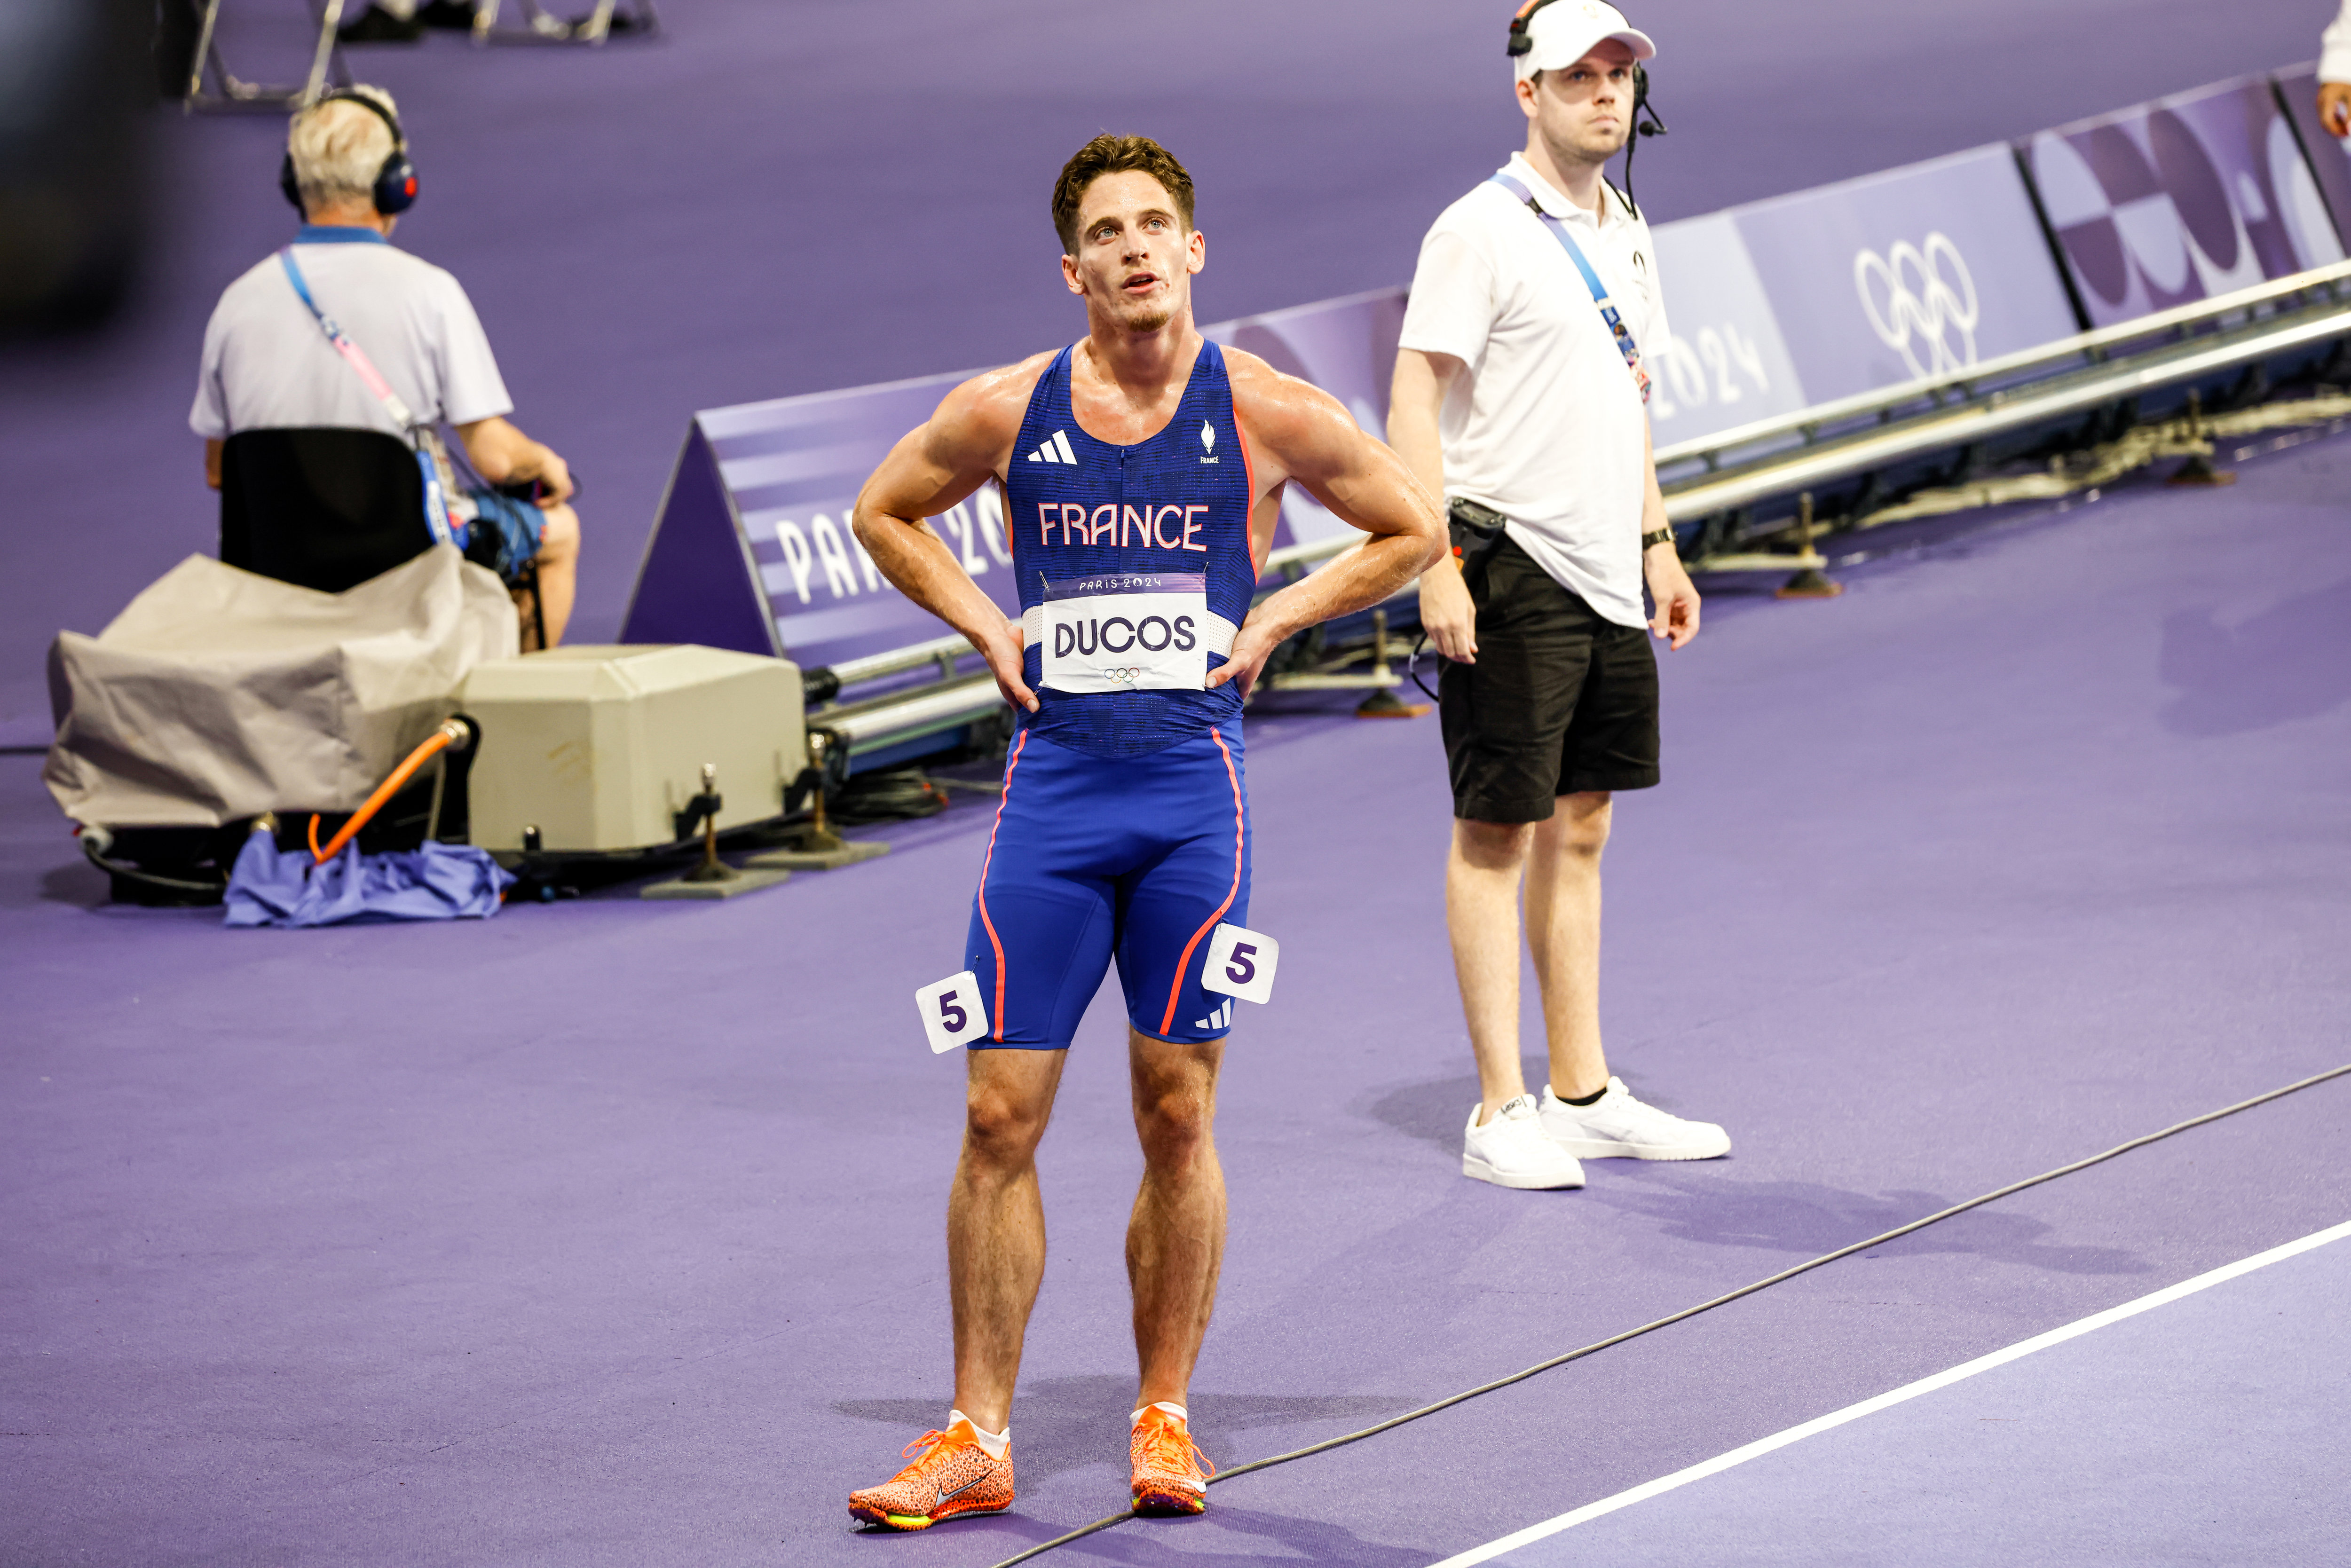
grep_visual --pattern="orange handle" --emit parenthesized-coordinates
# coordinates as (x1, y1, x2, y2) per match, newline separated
(312, 724, 462, 864)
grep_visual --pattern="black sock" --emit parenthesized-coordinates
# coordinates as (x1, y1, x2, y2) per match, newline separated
(1557, 1083, 1607, 1107)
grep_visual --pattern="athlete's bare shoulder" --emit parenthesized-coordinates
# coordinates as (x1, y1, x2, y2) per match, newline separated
(1223, 345, 1368, 485)
(928, 349, 1060, 473)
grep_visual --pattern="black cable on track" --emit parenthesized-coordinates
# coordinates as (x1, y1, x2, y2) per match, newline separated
(978, 1060, 2351, 1568)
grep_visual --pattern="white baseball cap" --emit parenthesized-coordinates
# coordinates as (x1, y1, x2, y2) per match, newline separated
(1510, 0, 1656, 84)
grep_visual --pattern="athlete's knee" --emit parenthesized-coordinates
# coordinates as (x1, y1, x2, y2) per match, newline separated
(1131, 1074, 1217, 1169)
(1453, 816, 1534, 871)
(963, 1074, 1052, 1166)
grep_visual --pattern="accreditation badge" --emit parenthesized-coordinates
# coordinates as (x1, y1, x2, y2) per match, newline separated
(1040, 571, 1209, 693)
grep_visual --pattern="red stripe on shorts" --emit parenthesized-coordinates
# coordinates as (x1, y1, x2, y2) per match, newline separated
(1160, 726, 1245, 1037)
(976, 728, 1028, 1042)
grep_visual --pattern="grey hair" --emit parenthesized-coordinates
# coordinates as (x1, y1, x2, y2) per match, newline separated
(286, 86, 401, 214)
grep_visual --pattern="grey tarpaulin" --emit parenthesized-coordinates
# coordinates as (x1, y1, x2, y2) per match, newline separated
(43, 547, 518, 828)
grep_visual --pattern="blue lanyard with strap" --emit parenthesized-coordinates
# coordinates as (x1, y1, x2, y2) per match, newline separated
(1487, 169, 1651, 405)
(276, 246, 462, 549)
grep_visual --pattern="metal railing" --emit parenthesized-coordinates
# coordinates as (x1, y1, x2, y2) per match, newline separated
(1657, 261, 2351, 525)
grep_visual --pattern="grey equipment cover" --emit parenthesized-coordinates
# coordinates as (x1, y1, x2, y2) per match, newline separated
(44, 546, 518, 828)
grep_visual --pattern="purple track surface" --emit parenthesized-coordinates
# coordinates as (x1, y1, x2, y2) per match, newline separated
(4, 4, 2349, 1564)
(1477, 1227, 2351, 1567)
(0, 0, 2326, 743)
(6, 431, 2348, 1564)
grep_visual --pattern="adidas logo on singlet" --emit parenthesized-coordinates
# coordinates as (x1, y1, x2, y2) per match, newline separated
(1026, 430, 1077, 465)
(1192, 999, 1233, 1032)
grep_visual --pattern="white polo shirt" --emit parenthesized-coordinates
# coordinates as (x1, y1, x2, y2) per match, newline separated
(1398, 153, 1668, 628)
(190, 227, 513, 441)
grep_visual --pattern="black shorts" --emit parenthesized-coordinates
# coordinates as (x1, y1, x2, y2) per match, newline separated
(1438, 536, 1660, 823)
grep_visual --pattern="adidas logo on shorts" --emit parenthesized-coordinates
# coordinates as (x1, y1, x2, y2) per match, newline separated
(1026, 429, 1078, 465)
(1191, 999, 1233, 1032)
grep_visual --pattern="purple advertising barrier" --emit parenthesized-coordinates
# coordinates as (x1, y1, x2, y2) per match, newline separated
(1643, 211, 1809, 447)
(1728, 144, 2083, 405)
(2023, 73, 2344, 330)
(619, 290, 1405, 673)
(1206, 287, 1406, 550)
(2273, 65, 2351, 257)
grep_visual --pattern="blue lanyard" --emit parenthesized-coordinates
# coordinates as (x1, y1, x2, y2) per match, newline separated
(1488, 170, 1651, 404)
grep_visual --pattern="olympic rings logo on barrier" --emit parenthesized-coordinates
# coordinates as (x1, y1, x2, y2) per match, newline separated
(1853, 232, 1980, 380)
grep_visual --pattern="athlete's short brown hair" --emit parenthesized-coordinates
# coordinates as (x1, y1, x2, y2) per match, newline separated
(1051, 134, 1196, 254)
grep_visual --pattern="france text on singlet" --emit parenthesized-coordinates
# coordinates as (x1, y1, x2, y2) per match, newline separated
(1006, 340, 1256, 758)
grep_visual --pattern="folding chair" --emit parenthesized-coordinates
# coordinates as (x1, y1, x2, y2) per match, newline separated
(470, 0, 661, 45)
(184, 0, 353, 112)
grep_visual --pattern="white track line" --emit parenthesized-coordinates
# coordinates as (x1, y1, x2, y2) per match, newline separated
(1427, 1217, 2351, 1568)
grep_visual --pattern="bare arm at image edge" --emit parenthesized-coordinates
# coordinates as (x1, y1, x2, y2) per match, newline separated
(2321, 0, 2351, 135)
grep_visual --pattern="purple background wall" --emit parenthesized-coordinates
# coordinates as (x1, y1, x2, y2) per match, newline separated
(0, 0, 2328, 746)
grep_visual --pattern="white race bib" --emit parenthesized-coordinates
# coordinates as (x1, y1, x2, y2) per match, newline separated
(1040, 572, 1208, 694)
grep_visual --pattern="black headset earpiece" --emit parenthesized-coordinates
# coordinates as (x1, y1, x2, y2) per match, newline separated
(1505, 0, 1554, 57)
(278, 91, 418, 218)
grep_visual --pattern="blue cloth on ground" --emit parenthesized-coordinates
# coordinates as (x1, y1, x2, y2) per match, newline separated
(225, 835, 513, 928)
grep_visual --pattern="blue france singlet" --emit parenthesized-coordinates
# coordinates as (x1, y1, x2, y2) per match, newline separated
(1005, 339, 1257, 758)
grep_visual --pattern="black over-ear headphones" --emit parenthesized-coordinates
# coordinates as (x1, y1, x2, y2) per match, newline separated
(278, 91, 418, 217)
(1505, 0, 1669, 216)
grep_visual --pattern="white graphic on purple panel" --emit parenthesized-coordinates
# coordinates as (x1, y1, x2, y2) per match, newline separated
(2269, 112, 2344, 270)
(1731, 145, 2075, 404)
(1644, 212, 1807, 440)
(1854, 235, 1980, 380)
(2031, 78, 2334, 329)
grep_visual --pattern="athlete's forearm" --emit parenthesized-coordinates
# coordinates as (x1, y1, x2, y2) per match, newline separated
(855, 508, 1012, 646)
(1245, 529, 1436, 643)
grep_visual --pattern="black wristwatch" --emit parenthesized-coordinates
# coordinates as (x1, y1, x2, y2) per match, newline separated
(1641, 526, 1674, 551)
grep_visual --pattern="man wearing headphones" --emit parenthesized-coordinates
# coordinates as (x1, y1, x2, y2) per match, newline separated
(190, 86, 582, 644)
(1389, 1, 1728, 1190)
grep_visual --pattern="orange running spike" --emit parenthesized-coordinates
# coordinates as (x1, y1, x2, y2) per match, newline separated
(847, 1419, 1014, 1532)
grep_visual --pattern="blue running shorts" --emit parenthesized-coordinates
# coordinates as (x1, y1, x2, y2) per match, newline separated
(963, 719, 1252, 1049)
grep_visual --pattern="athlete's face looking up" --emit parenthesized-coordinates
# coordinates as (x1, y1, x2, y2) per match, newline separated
(1517, 39, 1637, 170)
(1061, 171, 1205, 336)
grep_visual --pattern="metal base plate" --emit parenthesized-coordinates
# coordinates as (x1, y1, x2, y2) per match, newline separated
(640, 865, 794, 899)
(746, 841, 891, 872)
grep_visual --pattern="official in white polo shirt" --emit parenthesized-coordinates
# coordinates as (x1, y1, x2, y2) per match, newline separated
(190, 86, 582, 646)
(1389, 0, 1728, 1191)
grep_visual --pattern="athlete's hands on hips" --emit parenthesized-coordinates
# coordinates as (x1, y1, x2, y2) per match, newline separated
(2322, 82, 2351, 138)
(1205, 621, 1279, 700)
(1420, 559, 1478, 662)
(978, 613, 1039, 712)
(1645, 545, 1700, 649)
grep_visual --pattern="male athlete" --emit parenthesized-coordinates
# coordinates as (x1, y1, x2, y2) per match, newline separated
(845, 134, 1443, 1530)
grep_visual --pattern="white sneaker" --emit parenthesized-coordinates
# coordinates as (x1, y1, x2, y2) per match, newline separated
(1462, 1095, 1586, 1189)
(1539, 1078, 1731, 1161)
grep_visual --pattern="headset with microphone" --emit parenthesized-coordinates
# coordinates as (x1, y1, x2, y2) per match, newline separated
(278, 91, 418, 218)
(1506, 0, 1669, 218)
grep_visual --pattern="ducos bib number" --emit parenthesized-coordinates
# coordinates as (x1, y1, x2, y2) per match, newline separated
(1041, 572, 1207, 694)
